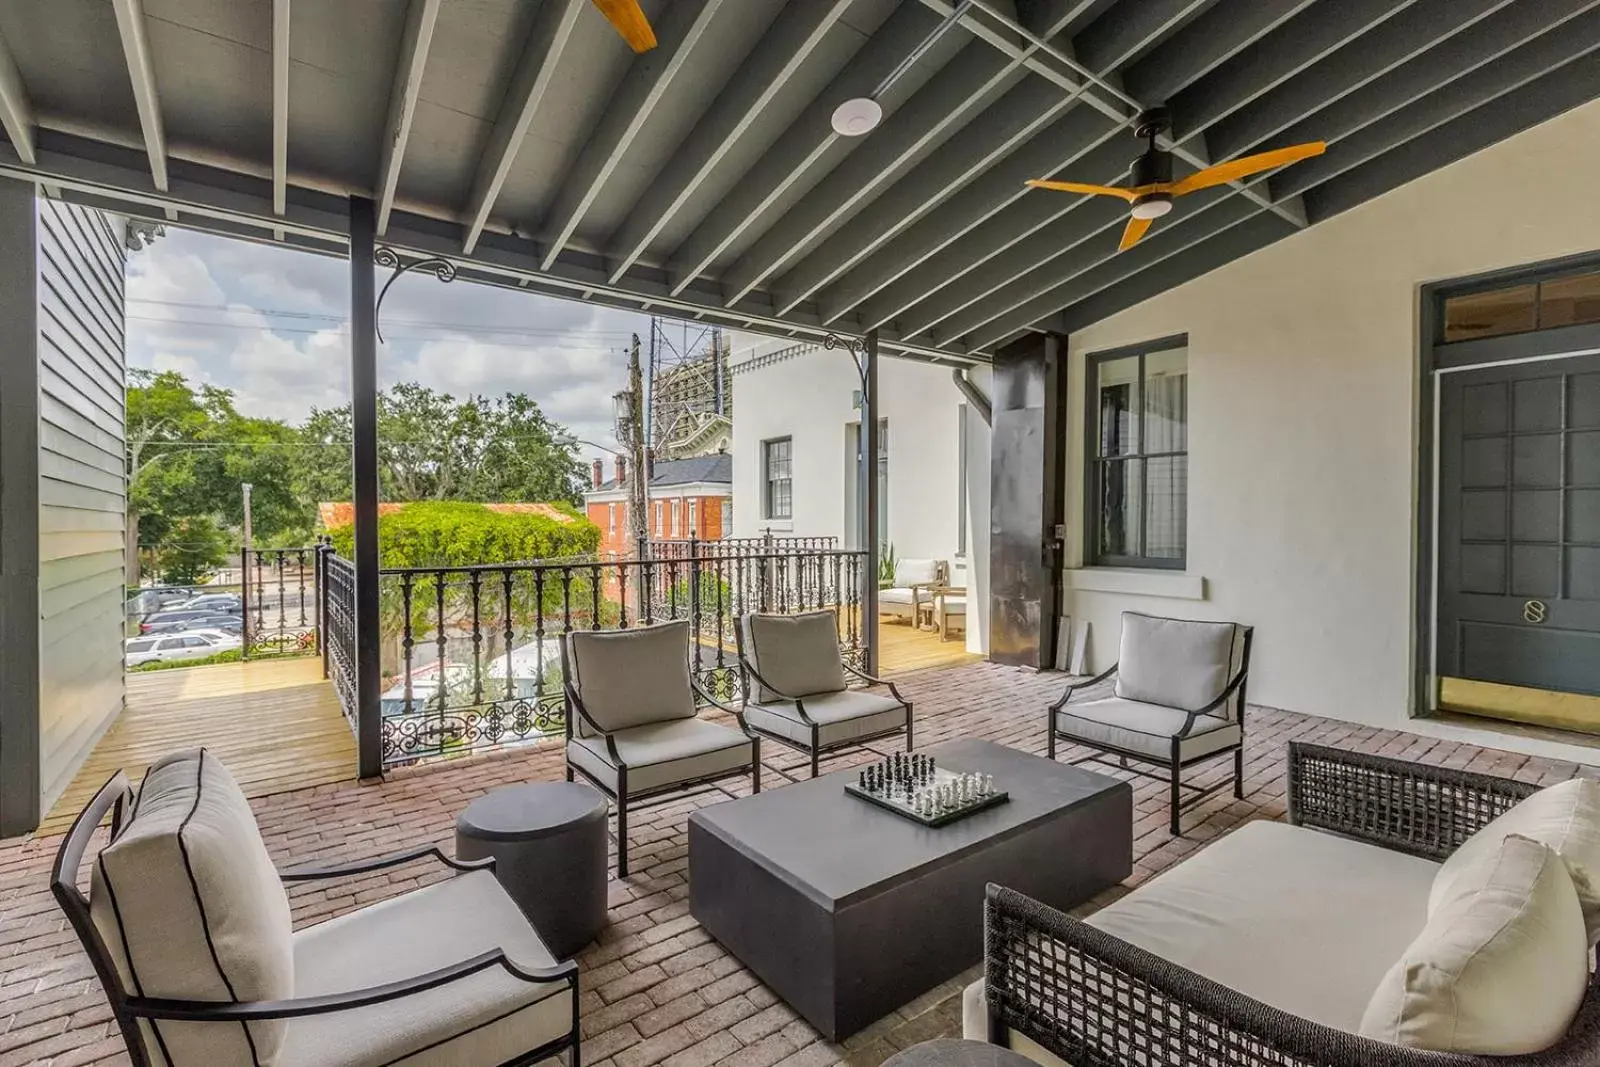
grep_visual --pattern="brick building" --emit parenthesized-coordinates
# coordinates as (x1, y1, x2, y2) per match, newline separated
(584, 452, 733, 557)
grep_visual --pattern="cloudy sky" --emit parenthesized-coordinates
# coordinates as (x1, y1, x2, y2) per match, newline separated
(126, 226, 759, 462)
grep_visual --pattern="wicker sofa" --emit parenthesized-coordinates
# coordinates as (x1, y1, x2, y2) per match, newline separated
(961, 742, 1600, 1067)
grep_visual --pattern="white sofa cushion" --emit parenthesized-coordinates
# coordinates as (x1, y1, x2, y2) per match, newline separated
(745, 689, 906, 748)
(89, 749, 294, 1067)
(568, 717, 753, 794)
(1361, 834, 1588, 1054)
(891, 558, 940, 586)
(741, 610, 846, 701)
(1429, 776, 1600, 944)
(285, 870, 572, 1067)
(877, 587, 917, 607)
(1053, 697, 1240, 762)
(1087, 821, 1439, 1032)
(1114, 613, 1243, 717)
(568, 620, 695, 736)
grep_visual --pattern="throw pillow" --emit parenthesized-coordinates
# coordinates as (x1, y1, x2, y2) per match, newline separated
(1360, 833, 1588, 1054)
(1429, 776, 1600, 944)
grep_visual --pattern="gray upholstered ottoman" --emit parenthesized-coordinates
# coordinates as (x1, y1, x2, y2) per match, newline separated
(455, 782, 609, 959)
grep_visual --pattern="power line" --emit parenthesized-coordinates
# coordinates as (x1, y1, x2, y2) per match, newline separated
(126, 315, 635, 352)
(127, 297, 642, 338)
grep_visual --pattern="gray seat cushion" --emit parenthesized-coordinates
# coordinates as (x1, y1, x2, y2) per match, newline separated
(745, 689, 907, 748)
(89, 749, 293, 1067)
(1053, 697, 1240, 762)
(567, 620, 695, 736)
(567, 716, 754, 794)
(285, 870, 572, 1067)
(741, 610, 847, 701)
(1087, 821, 1440, 1032)
(1114, 613, 1246, 718)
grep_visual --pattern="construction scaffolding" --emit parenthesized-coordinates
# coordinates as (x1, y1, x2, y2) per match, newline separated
(645, 316, 733, 461)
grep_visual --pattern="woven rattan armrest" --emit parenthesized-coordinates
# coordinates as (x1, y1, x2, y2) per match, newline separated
(1287, 742, 1537, 862)
(983, 884, 1600, 1067)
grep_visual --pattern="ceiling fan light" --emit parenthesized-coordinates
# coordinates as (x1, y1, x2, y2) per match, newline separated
(1131, 196, 1172, 220)
(831, 97, 882, 137)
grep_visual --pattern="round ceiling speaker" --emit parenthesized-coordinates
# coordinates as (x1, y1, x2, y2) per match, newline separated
(831, 97, 883, 137)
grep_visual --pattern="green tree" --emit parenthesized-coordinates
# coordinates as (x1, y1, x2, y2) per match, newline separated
(154, 515, 232, 584)
(297, 383, 586, 507)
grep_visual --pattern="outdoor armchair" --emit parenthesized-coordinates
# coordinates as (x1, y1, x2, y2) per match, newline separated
(52, 748, 580, 1067)
(877, 558, 949, 627)
(736, 609, 912, 778)
(563, 618, 758, 877)
(1048, 611, 1252, 834)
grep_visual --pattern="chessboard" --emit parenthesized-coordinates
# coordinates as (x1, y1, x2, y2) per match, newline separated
(843, 752, 1009, 827)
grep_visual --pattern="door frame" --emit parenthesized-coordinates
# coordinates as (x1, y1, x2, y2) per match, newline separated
(1414, 249, 1600, 720)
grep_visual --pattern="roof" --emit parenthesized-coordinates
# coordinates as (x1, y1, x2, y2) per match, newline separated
(317, 502, 577, 530)
(589, 453, 732, 494)
(0, 2, 1594, 359)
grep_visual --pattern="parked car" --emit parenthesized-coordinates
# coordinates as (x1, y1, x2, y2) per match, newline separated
(139, 609, 224, 634)
(173, 615, 244, 636)
(178, 593, 242, 614)
(124, 629, 243, 668)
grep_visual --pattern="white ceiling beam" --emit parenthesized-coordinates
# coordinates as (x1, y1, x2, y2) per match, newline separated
(376, 0, 441, 235)
(110, 0, 168, 193)
(0, 28, 35, 165)
(271, 0, 290, 236)
(539, 0, 729, 271)
(604, 0, 853, 284)
(462, 0, 583, 255)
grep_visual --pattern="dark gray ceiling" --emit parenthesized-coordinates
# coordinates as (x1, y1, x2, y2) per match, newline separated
(0, 0, 1596, 363)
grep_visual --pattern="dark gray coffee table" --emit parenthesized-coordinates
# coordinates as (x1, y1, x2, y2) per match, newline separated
(688, 739, 1131, 1040)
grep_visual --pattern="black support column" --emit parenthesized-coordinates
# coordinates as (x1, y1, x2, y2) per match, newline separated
(349, 198, 383, 779)
(861, 330, 880, 675)
(989, 332, 1068, 669)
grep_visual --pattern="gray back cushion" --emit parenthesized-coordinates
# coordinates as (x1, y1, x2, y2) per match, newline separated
(89, 748, 293, 1067)
(1114, 612, 1245, 716)
(741, 610, 847, 702)
(568, 620, 696, 735)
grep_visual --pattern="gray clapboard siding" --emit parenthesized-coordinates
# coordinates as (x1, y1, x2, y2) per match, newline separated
(36, 200, 127, 816)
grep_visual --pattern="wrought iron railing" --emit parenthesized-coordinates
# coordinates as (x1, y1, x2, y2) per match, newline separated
(322, 550, 358, 732)
(376, 547, 866, 768)
(240, 545, 320, 659)
(646, 534, 839, 558)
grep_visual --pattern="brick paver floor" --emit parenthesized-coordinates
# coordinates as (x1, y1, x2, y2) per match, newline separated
(2, 659, 1594, 1066)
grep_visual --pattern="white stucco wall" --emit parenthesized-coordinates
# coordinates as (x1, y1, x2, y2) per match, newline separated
(1062, 97, 1600, 762)
(732, 340, 991, 651)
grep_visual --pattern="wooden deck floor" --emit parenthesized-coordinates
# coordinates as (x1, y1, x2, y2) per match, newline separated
(877, 616, 980, 675)
(41, 657, 356, 835)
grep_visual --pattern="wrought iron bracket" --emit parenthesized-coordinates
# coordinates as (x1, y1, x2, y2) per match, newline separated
(823, 332, 868, 391)
(373, 245, 456, 343)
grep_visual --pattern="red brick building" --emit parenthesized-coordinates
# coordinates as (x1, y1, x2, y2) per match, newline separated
(584, 452, 733, 556)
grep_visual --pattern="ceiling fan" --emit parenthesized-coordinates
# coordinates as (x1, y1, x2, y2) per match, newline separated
(592, 0, 657, 53)
(1025, 108, 1325, 252)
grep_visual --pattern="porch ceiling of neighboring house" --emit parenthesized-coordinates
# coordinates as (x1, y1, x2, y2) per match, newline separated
(0, 0, 1597, 362)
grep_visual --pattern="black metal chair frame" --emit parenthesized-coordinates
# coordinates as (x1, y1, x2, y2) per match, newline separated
(560, 636, 760, 879)
(52, 771, 581, 1067)
(982, 742, 1600, 1067)
(1047, 627, 1253, 836)
(734, 623, 913, 780)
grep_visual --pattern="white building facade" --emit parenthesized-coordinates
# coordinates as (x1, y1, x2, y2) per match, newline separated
(731, 339, 992, 654)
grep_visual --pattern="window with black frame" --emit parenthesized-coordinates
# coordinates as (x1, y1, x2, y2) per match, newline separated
(762, 437, 792, 520)
(1087, 339, 1188, 568)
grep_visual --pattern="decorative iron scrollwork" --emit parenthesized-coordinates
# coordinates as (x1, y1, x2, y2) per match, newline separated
(823, 332, 868, 390)
(373, 245, 457, 343)
(1523, 599, 1548, 624)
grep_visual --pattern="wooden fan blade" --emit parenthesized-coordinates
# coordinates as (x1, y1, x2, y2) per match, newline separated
(1168, 142, 1326, 196)
(592, 0, 657, 52)
(1025, 179, 1135, 202)
(1119, 215, 1152, 252)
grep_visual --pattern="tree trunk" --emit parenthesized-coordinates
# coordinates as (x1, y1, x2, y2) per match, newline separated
(125, 506, 141, 587)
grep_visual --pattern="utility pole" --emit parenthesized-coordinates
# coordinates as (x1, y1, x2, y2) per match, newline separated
(241, 482, 254, 550)
(627, 334, 649, 545)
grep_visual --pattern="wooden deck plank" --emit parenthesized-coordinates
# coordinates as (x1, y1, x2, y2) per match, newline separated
(877, 617, 979, 675)
(40, 658, 356, 835)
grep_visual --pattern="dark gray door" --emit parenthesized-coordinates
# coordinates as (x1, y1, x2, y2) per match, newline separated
(1438, 355, 1600, 696)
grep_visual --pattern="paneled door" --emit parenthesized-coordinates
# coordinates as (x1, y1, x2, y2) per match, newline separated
(1437, 355, 1600, 704)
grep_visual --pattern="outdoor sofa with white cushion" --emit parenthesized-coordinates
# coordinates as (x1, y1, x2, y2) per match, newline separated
(52, 748, 580, 1067)
(737, 609, 912, 777)
(1049, 611, 1251, 835)
(877, 558, 948, 625)
(962, 742, 1600, 1067)
(563, 618, 758, 878)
